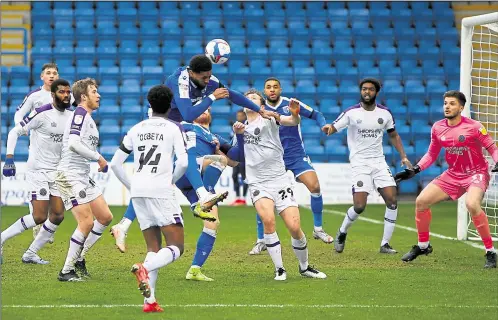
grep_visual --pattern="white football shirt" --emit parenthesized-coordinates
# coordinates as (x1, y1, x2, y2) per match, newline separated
(14, 87, 53, 123)
(17, 104, 72, 171)
(58, 106, 100, 176)
(243, 116, 286, 184)
(332, 104, 395, 165)
(121, 117, 187, 198)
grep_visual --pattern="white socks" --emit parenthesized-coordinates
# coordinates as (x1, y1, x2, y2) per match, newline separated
(382, 207, 398, 246)
(143, 245, 181, 272)
(144, 251, 158, 304)
(340, 206, 360, 234)
(264, 232, 283, 270)
(28, 219, 59, 254)
(1, 213, 36, 245)
(119, 218, 132, 233)
(291, 235, 309, 271)
(79, 220, 108, 261)
(62, 229, 86, 273)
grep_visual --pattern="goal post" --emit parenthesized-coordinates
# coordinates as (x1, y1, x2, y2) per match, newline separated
(458, 12, 498, 241)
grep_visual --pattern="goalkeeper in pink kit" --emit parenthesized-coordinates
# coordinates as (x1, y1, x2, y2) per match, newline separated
(395, 91, 498, 268)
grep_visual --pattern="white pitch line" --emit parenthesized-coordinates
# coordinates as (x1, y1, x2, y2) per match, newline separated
(302, 206, 485, 250)
(3, 304, 497, 309)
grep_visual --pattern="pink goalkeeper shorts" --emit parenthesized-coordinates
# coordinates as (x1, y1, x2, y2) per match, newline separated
(433, 170, 490, 200)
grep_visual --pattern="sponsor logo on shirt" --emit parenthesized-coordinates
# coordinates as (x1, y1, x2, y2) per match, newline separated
(446, 146, 469, 155)
(89, 135, 99, 147)
(50, 133, 64, 143)
(357, 128, 383, 138)
(244, 132, 262, 145)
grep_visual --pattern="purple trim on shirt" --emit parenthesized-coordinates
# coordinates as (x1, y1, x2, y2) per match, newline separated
(70, 106, 88, 135)
(16, 87, 43, 111)
(35, 103, 54, 113)
(376, 103, 396, 125)
(21, 103, 53, 126)
(333, 104, 361, 124)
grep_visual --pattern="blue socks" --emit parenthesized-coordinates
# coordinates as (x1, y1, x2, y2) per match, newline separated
(124, 199, 137, 221)
(202, 163, 224, 193)
(192, 227, 216, 267)
(256, 214, 264, 240)
(310, 193, 323, 228)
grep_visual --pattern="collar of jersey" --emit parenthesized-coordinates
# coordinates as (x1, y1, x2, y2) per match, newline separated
(265, 97, 282, 110)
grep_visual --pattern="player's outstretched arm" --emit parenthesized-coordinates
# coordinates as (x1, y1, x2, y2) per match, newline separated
(278, 98, 301, 126)
(110, 147, 131, 190)
(175, 84, 228, 122)
(225, 121, 245, 164)
(388, 130, 413, 169)
(294, 98, 327, 128)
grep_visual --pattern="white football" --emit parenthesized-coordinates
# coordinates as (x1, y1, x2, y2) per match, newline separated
(205, 39, 231, 64)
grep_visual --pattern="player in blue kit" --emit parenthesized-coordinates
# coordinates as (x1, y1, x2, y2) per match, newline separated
(249, 77, 333, 255)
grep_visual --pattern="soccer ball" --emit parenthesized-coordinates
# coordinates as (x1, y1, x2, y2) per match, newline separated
(205, 39, 231, 64)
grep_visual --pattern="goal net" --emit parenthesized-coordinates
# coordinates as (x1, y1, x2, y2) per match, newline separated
(458, 12, 498, 241)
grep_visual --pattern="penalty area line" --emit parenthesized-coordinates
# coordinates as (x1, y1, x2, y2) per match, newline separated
(302, 206, 485, 250)
(3, 304, 497, 309)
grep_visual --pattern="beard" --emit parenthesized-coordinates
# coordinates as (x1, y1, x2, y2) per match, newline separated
(54, 96, 70, 109)
(191, 77, 206, 89)
(360, 93, 376, 105)
(196, 113, 211, 125)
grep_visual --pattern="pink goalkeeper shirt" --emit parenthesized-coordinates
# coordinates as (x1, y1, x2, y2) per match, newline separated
(417, 116, 498, 178)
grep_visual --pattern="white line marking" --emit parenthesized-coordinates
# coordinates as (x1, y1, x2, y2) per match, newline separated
(303, 206, 485, 250)
(3, 304, 497, 309)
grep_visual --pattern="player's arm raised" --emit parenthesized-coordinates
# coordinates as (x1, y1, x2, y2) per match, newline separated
(224, 122, 246, 166)
(394, 126, 442, 183)
(278, 98, 301, 126)
(322, 109, 349, 136)
(475, 125, 498, 172)
(110, 136, 133, 190)
(293, 98, 328, 130)
(226, 87, 274, 120)
(174, 81, 229, 122)
(13, 93, 35, 124)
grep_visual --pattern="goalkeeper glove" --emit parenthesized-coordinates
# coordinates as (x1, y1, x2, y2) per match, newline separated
(492, 163, 498, 173)
(3, 157, 16, 177)
(394, 165, 421, 183)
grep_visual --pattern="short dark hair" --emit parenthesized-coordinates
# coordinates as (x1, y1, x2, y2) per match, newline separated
(41, 63, 58, 73)
(359, 78, 381, 92)
(147, 85, 173, 114)
(189, 55, 212, 73)
(244, 88, 265, 105)
(443, 90, 467, 106)
(50, 79, 70, 93)
(264, 77, 281, 86)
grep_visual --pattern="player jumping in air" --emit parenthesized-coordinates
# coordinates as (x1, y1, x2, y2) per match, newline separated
(2, 79, 73, 264)
(322, 78, 412, 254)
(243, 89, 326, 280)
(55, 78, 113, 281)
(109, 54, 272, 247)
(248, 77, 333, 256)
(110, 85, 189, 313)
(395, 90, 498, 268)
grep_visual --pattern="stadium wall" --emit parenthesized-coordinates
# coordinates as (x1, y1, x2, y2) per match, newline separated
(0, 162, 386, 206)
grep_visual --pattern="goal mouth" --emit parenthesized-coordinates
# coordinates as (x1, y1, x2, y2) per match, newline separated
(458, 13, 498, 241)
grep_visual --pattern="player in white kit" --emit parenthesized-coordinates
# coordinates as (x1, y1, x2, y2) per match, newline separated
(56, 78, 113, 282)
(110, 85, 189, 313)
(243, 89, 326, 281)
(1, 79, 72, 264)
(322, 78, 412, 254)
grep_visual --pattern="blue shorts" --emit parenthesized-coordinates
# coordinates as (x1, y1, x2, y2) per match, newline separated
(285, 156, 315, 180)
(175, 175, 199, 205)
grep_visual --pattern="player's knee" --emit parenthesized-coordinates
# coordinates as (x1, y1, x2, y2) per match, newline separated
(415, 196, 429, 211)
(353, 205, 366, 214)
(385, 200, 397, 210)
(465, 199, 481, 216)
(49, 212, 64, 225)
(262, 219, 276, 233)
(33, 214, 47, 225)
(96, 211, 113, 226)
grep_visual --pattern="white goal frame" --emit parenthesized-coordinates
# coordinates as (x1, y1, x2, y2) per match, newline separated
(458, 12, 498, 241)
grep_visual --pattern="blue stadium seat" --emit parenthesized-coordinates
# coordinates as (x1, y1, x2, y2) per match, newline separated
(97, 21, 118, 40)
(330, 19, 351, 36)
(99, 105, 121, 119)
(264, 2, 285, 18)
(243, 1, 264, 18)
(221, 2, 243, 18)
(328, 8, 348, 18)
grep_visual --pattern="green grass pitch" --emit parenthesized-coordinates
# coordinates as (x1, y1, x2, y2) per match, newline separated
(1, 202, 497, 320)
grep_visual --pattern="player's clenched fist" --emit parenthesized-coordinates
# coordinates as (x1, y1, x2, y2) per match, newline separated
(321, 124, 334, 136)
(2, 156, 16, 177)
(233, 121, 246, 134)
(213, 88, 229, 100)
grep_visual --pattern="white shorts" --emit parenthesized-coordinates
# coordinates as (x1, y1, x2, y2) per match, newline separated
(132, 197, 184, 231)
(26, 171, 60, 201)
(249, 175, 298, 214)
(351, 161, 396, 194)
(55, 171, 102, 210)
